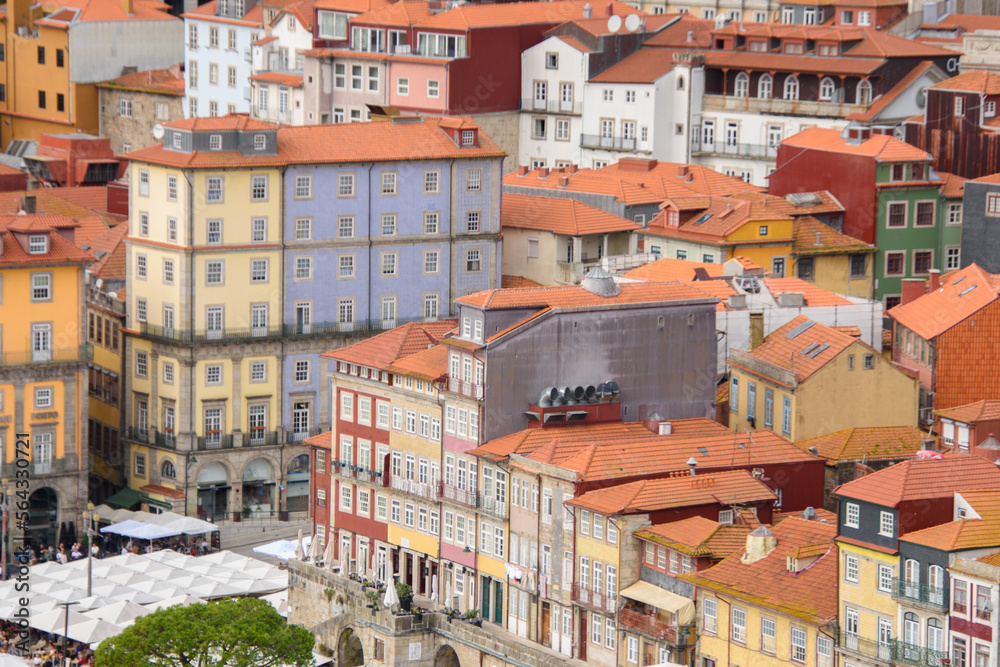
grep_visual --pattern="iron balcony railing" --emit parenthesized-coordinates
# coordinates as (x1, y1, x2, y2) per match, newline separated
(243, 430, 279, 447)
(571, 584, 617, 614)
(447, 378, 484, 400)
(838, 633, 891, 661)
(332, 462, 383, 485)
(138, 319, 429, 344)
(197, 434, 234, 451)
(892, 578, 948, 609)
(1, 459, 67, 477)
(893, 640, 948, 667)
(285, 427, 321, 444)
(1, 345, 92, 366)
(619, 609, 678, 643)
(479, 495, 508, 519)
(520, 98, 583, 114)
(155, 431, 178, 450)
(389, 475, 436, 501)
(690, 141, 778, 159)
(437, 481, 479, 508)
(581, 134, 638, 151)
(127, 426, 153, 445)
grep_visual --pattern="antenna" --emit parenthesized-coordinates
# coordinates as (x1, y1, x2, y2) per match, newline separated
(607, 15, 622, 32)
(152, 124, 165, 140)
(624, 13, 641, 32)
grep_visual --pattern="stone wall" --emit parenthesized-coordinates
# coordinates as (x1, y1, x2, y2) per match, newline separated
(98, 87, 183, 156)
(470, 111, 520, 175)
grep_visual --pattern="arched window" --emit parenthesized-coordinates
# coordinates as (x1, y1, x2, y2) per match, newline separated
(929, 565, 945, 605)
(905, 559, 920, 598)
(819, 77, 836, 101)
(677, 75, 685, 91)
(903, 612, 919, 647)
(734, 72, 749, 98)
(783, 75, 799, 101)
(162, 459, 176, 479)
(857, 79, 873, 105)
(758, 73, 772, 99)
(927, 618, 943, 651)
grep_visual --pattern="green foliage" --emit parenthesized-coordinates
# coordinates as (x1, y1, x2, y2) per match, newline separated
(323, 588, 334, 601)
(464, 608, 479, 619)
(94, 597, 314, 667)
(395, 582, 412, 598)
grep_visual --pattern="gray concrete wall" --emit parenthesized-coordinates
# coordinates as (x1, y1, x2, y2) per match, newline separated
(961, 181, 1000, 274)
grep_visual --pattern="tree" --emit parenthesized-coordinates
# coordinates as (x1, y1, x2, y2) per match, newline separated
(95, 597, 314, 667)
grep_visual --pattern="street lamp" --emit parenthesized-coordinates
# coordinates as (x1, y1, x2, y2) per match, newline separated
(82, 503, 100, 597)
(58, 601, 77, 667)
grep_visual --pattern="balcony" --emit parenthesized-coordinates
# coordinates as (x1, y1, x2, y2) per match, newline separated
(1, 344, 92, 366)
(126, 426, 153, 445)
(437, 481, 479, 508)
(285, 427, 321, 444)
(520, 98, 582, 115)
(197, 434, 234, 450)
(0, 459, 67, 477)
(479, 495, 507, 519)
(892, 578, 947, 610)
(619, 609, 678, 643)
(581, 134, 638, 151)
(691, 141, 777, 160)
(447, 377, 484, 400)
(333, 462, 383, 485)
(243, 430, 279, 447)
(155, 431, 178, 450)
(571, 584, 617, 614)
(138, 318, 430, 345)
(838, 633, 891, 661)
(390, 475, 436, 501)
(701, 93, 867, 119)
(893, 641, 947, 667)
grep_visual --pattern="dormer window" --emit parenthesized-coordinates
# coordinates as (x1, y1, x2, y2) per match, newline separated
(29, 235, 47, 254)
(911, 164, 924, 180)
(783, 41, 804, 55)
(748, 40, 767, 52)
(172, 132, 182, 150)
(254, 134, 266, 150)
(210, 134, 222, 150)
(892, 164, 905, 181)
(461, 129, 476, 147)
(818, 44, 838, 56)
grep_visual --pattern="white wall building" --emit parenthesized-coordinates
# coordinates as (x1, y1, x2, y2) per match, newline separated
(249, 5, 315, 124)
(183, 0, 264, 118)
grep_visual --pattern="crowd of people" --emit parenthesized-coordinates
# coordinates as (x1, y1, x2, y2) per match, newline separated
(0, 620, 94, 665)
(20, 536, 213, 565)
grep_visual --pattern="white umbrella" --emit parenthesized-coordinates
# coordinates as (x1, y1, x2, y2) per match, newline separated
(106, 571, 153, 587)
(383, 560, 399, 609)
(143, 595, 205, 612)
(308, 533, 321, 563)
(83, 600, 152, 626)
(431, 574, 438, 603)
(323, 538, 335, 572)
(294, 530, 304, 561)
(339, 546, 348, 578)
(29, 608, 90, 635)
(66, 617, 122, 644)
(0, 654, 30, 666)
(72, 596, 124, 611)
(46, 586, 89, 603)
(199, 551, 248, 566)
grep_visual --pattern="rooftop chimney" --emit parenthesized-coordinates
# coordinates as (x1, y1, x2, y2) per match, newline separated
(921, 438, 936, 451)
(677, 164, 689, 179)
(686, 457, 698, 476)
(568, 163, 579, 174)
(516, 165, 528, 177)
(928, 268, 941, 292)
(605, 2, 613, 16)
(742, 525, 777, 565)
(558, 175, 570, 188)
(749, 311, 764, 350)
(121, 0, 134, 14)
(538, 167, 550, 179)
(582, 2, 592, 17)
(900, 278, 927, 307)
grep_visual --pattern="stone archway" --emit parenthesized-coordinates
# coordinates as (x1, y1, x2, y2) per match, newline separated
(337, 627, 364, 667)
(241, 458, 275, 518)
(196, 461, 231, 521)
(434, 644, 461, 667)
(285, 453, 310, 513)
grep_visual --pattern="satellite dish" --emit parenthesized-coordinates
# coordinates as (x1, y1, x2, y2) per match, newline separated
(607, 14, 622, 32)
(152, 124, 165, 140)
(624, 13, 641, 32)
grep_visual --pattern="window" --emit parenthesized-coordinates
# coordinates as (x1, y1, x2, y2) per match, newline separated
(206, 261, 223, 285)
(338, 173, 355, 197)
(424, 250, 439, 274)
(381, 252, 397, 276)
(947, 246, 961, 270)
(338, 255, 355, 278)
(135, 454, 146, 477)
(428, 80, 439, 97)
(207, 176, 223, 202)
(120, 98, 133, 117)
(758, 73, 772, 99)
(791, 627, 807, 663)
(845, 554, 859, 582)
(734, 72, 749, 98)
(977, 585, 992, 621)
(465, 211, 481, 233)
(729, 376, 739, 412)
(842, 9, 853, 23)
(846, 502, 860, 528)
(914, 250, 933, 274)
(886, 251, 905, 276)
(396, 77, 409, 95)
(880, 511, 895, 537)
(955, 96, 965, 115)
(250, 175, 268, 201)
(782, 396, 792, 435)
(30, 273, 51, 301)
(626, 637, 638, 663)
(819, 77, 836, 101)
(704, 598, 718, 633)
(135, 351, 148, 378)
(783, 75, 799, 101)
(761, 617, 776, 654)
(732, 607, 747, 643)
(136, 254, 147, 279)
(423, 212, 439, 234)
(294, 360, 309, 383)
(915, 201, 934, 227)
(295, 257, 312, 280)
(424, 170, 440, 194)
(338, 216, 355, 238)
(466, 249, 481, 272)
(136, 298, 147, 323)
(764, 389, 773, 427)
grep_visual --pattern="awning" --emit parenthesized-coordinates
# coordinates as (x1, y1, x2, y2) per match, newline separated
(104, 487, 141, 509)
(620, 581, 695, 626)
(141, 495, 172, 510)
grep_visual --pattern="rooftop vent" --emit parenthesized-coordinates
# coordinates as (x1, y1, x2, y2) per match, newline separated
(785, 320, 816, 339)
(785, 192, 823, 208)
(581, 267, 621, 297)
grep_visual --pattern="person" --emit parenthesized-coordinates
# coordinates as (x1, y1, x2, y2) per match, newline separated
(55, 550, 66, 565)
(120, 544, 129, 555)
(70, 543, 82, 560)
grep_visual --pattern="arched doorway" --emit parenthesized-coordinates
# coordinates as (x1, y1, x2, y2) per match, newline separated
(434, 645, 461, 667)
(337, 628, 364, 667)
(241, 458, 274, 518)
(26, 488, 58, 550)
(285, 454, 310, 512)
(197, 462, 230, 521)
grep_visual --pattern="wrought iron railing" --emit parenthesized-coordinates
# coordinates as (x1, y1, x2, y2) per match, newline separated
(571, 584, 616, 614)
(619, 609, 678, 643)
(197, 434, 234, 450)
(892, 577, 947, 609)
(437, 481, 479, 508)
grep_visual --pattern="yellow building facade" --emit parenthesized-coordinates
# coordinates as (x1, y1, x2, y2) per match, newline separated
(835, 541, 898, 667)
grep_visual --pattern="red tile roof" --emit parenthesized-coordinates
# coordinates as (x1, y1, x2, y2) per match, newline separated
(703, 50, 884, 77)
(635, 516, 752, 559)
(641, 13, 715, 48)
(794, 426, 928, 463)
(556, 34, 592, 52)
(845, 61, 935, 122)
(566, 470, 777, 515)
(888, 263, 1000, 340)
(304, 431, 332, 449)
(835, 455, 1000, 507)
(502, 193, 641, 236)
(731, 315, 861, 383)
(128, 116, 505, 167)
(415, 0, 635, 30)
(555, 13, 674, 38)
(932, 69, 1000, 95)
(314, 0, 393, 12)
(99, 63, 185, 96)
(351, 0, 432, 26)
(791, 216, 874, 256)
(164, 115, 277, 132)
(456, 281, 717, 310)
(936, 400, 1000, 424)
(763, 278, 854, 307)
(322, 320, 457, 369)
(502, 275, 545, 289)
(681, 516, 838, 624)
(4, 214, 78, 233)
(597, 160, 762, 196)
(30, 0, 176, 24)
(623, 257, 725, 282)
(385, 343, 448, 382)
(140, 484, 185, 499)
(505, 169, 667, 205)
(0, 227, 92, 267)
(900, 489, 1000, 551)
(84, 222, 129, 280)
(589, 48, 679, 84)
(937, 171, 968, 199)
(271, 0, 314, 30)
(249, 72, 304, 87)
(782, 127, 932, 163)
(728, 190, 845, 218)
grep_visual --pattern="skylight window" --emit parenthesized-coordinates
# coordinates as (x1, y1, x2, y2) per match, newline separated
(959, 285, 978, 297)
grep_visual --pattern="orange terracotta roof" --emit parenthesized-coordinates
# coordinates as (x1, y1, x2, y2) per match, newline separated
(4, 213, 78, 233)
(835, 455, 1000, 507)
(597, 161, 762, 196)
(782, 126, 932, 163)
(556, 34, 592, 52)
(161, 115, 277, 132)
(525, 428, 819, 483)
(932, 69, 1000, 94)
(314, 0, 393, 12)
(703, 50, 883, 77)
(85, 223, 129, 280)
(0, 228, 92, 266)
(502, 193, 641, 236)
(140, 484, 185, 499)
(623, 257, 725, 282)
(351, 0, 432, 26)
(845, 61, 935, 122)
(888, 263, 1000, 339)
(304, 431, 333, 449)
(901, 489, 1000, 551)
(567, 470, 777, 515)
(472, 418, 728, 463)
(249, 72, 303, 87)
(794, 426, 928, 462)
(456, 281, 717, 310)
(128, 116, 505, 168)
(919, 14, 1000, 32)
(271, 0, 314, 30)
(415, 0, 635, 31)
(323, 320, 456, 369)
(99, 64, 185, 96)
(556, 13, 674, 38)
(183, 0, 263, 23)
(978, 548, 1000, 567)
(763, 278, 854, 306)
(30, 0, 176, 24)
(0, 163, 21, 177)
(681, 516, 838, 624)
(590, 48, 679, 84)
(936, 400, 1000, 424)
(842, 28, 956, 58)
(45, 187, 116, 215)
(732, 315, 858, 382)
(937, 171, 967, 199)
(501, 275, 544, 289)
(680, 279, 738, 311)
(664, 196, 795, 243)
(641, 13, 715, 48)
(791, 215, 874, 256)
(505, 169, 666, 205)
(728, 190, 845, 218)
(636, 517, 752, 559)
(385, 343, 448, 382)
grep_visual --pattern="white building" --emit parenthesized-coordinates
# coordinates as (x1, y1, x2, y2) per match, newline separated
(183, 0, 264, 118)
(249, 4, 316, 124)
